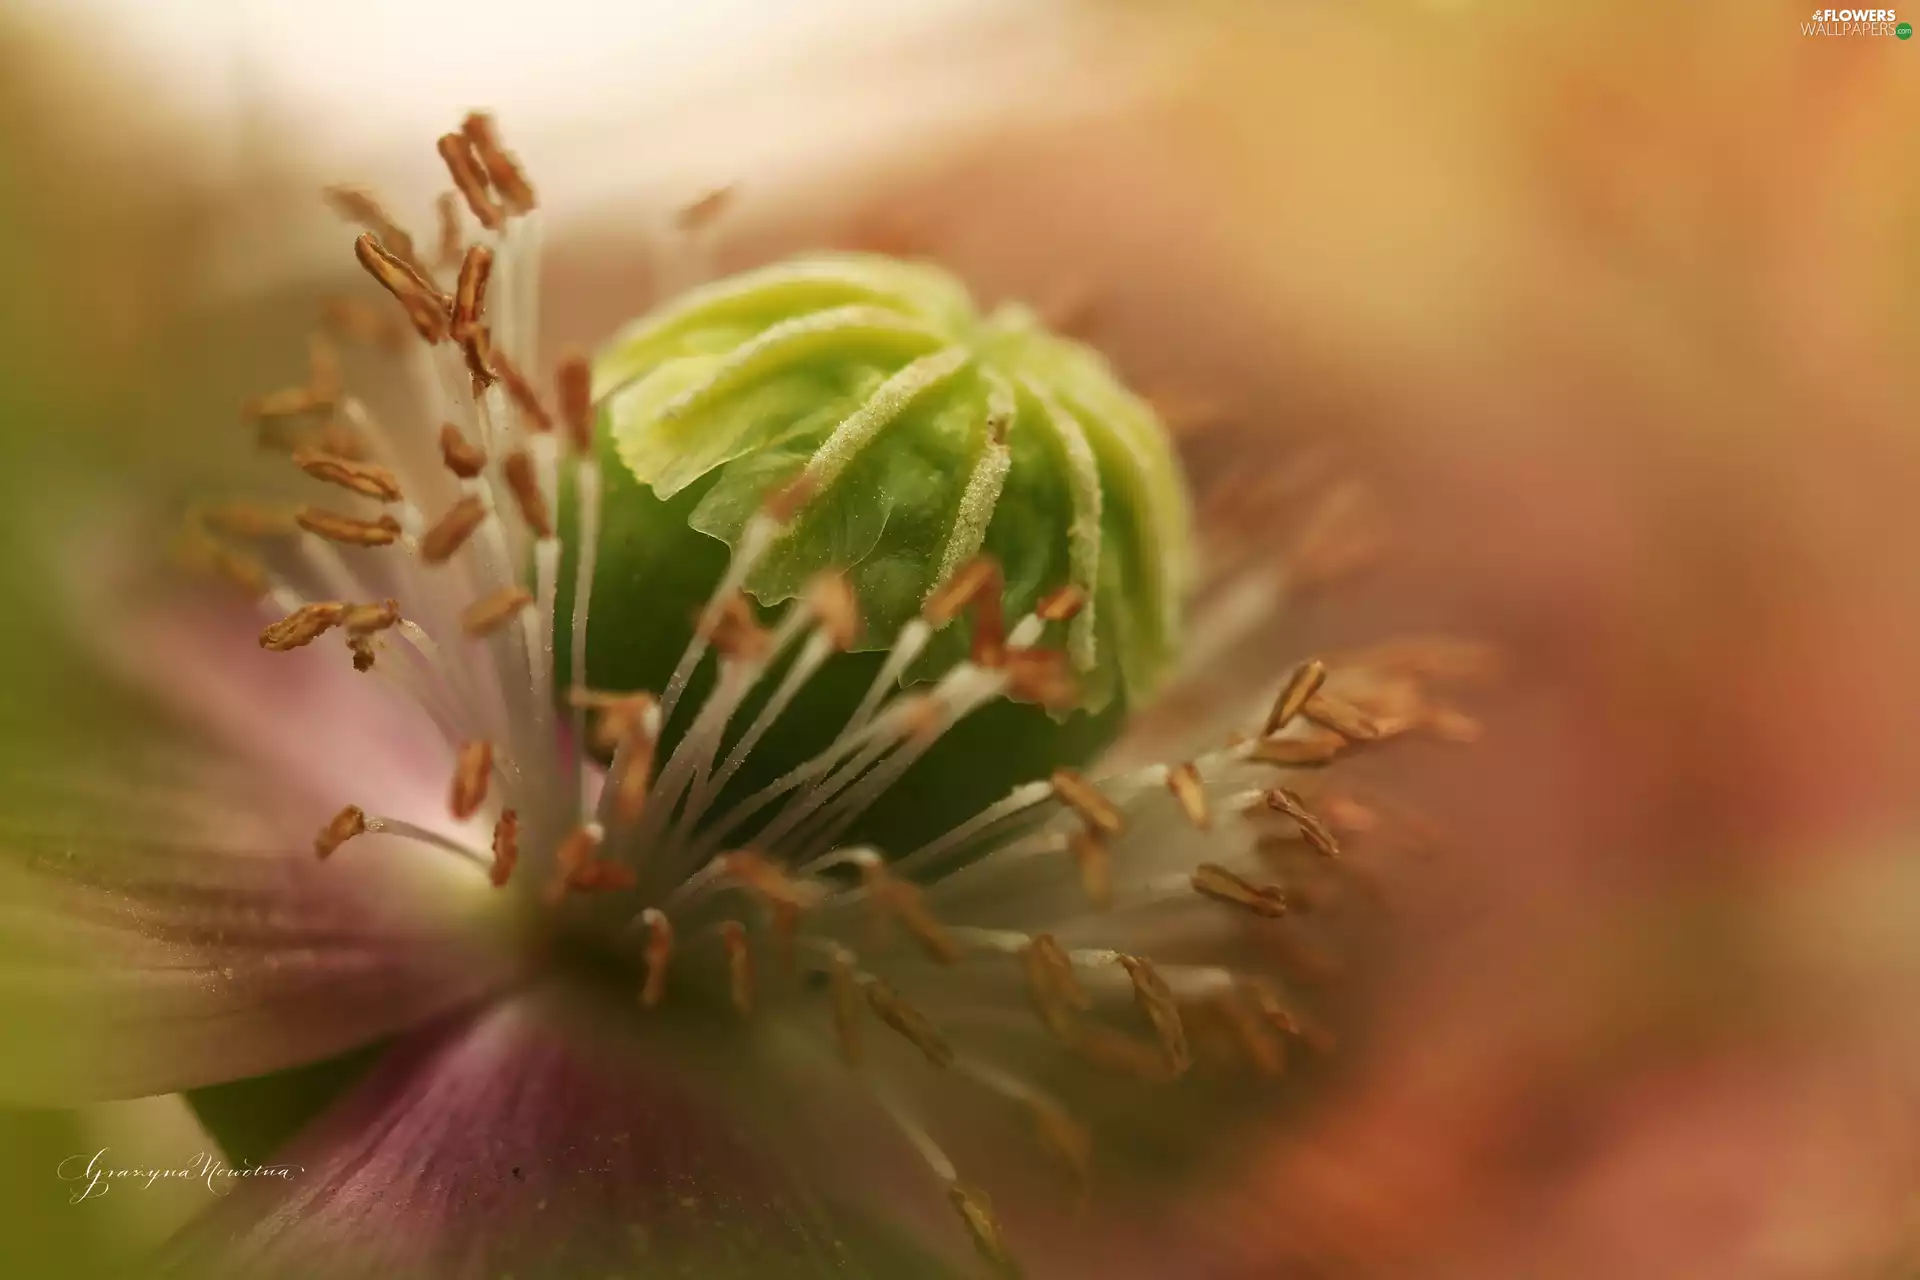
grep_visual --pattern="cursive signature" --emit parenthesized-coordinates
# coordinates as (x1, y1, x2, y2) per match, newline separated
(55, 1149, 304, 1204)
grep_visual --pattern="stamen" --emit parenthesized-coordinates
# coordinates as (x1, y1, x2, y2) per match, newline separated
(1237, 977, 1337, 1055)
(321, 296, 408, 351)
(352, 233, 450, 342)
(313, 805, 366, 859)
(721, 920, 754, 1015)
(803, 572, 861, 651)
(1263, 658, 1327, 737)
(556, 355, 595, 454)
(722, 850, 824, 914)
(244, 385, 330, 421)
(296, 506, 402, 548)
(501, 450, 553, 537)
(437, 132, 503, 230)
(204, 542, 269, 598)
(1021, 933, 1091, 1039)
(195, 502, 301, 540)
(293, 448, 403, 502)
(1068, 829, 1112, 908)
(858, 858, 960, 965)
(698, 593, 772, 661)
(923, 555, 998, 627)
(827, 947, 863, 1066)
(639, 908, 673, 1007)
(948, 1183, 1021, 1279)
(1070, 1026, 1182, 1083)
(450, 244, 494, 343)
(1166, 761, 1210, 829)
(1118, 955, 1190, 1077)
(461, 586, 534, 638)
(1423, 705, 1484, 744)
(493, 353, 554, 434)
(260, 602, 348, 651)
(348, 634, 376, 672)
(1003, 647, 1079, 711)
(1266, 787, 1340, 858)
(461, 113, 536, 213)
(1250, 728, 1347, 768)
(1304, 691, 1385, 742)
(1191, 862, 1294, 918)
(462, 324, 497, 389)
(439, 423, 488, 478)
(1034, 584, 1087, 622)
(674, 184, 736, 233)
(546, 824, 603, 903)
(435, 193, 462, 272)
(420, 495, 489, 564)
(863, 978, 953, 1068)
(323, 187, 427, 278)
(343, 598, 401, 633)
(450, 741, 493, 820)
(1049, 768, 1123, 837)
(490, 810, 519, 887)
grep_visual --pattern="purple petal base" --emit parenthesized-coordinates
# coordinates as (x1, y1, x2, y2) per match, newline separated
(165, 997, 865, 1279)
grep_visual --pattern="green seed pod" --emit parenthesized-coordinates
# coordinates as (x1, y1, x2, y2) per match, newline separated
(557, 253, 1191, 853)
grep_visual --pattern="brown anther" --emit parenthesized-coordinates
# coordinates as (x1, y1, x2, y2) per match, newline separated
(1020, 934, 1090, 1040)
(489, 809, 519, 887)
(439, 423, 488, 478)
(721, 921, 754, 1015)
(320, 296, 408, 351)
(1341, 635, 1502, 686)
(1003, 648, 1079, 710)
(1263, 658, 1327, 738)
(296, 506, 402, 548)
(437, 132, 503, 230)
(206, 542, 269, 598)
(342, 598, 400, 634)
(674, 184, 736, 232)
(461, 586, 534, 638)
(197, 502, 301, 540)
(307, 333, 344, 402)
(1050, 768, 1123, 837)
(462, 323, 496, 388)
(492, 352, 554, 434)
(1034, 584, 1087, 622)
(345, 634, 375, 672)
(1423, 706, 1484, 744)
(1208, 991, 1287, 1076)
(450, 244, 494, 343)
(1025, 1097, 1093, 1202)
(323, 187, 424, 276)
(260, 602, 348, 651)
(1191, 862, 1293, 918)
(1166, 762, 1210, 830)
(863, 979, 952, 1068)
(420, 495, 489, 564)
(554, 825, 601, 881)
(719, 851, 817, 915)
(763, 473, 818, 523)
(699, 593, 771, 662)
(461, 113, 536, 214)
(1118, 954, 1190, 1077)
(857, 861, 959, 965)
(968, 562, 1007, 669)
(1267, 788, 1341, 858)
(640, 909, 673, 1008)
(924, 555, 998, 627)
(612, 725, 656, 826)
(804, 572, 861, 651)
(245, 385, 329, 421)
(353, 233, 450, 343)
(450, 741, 493, 820)
(316, 418, 371, 462)
(568, 859, 637, 894)
(1304, 691, 1383, 742)
(434, 192, 462, 272)
(1316, 792, 1380, 836)
(1070, 1025, 1180, 1083)
(1067, 829, 1112, 909)
(1250, 728, 1348, 768)
(555, 355, 595, 453)
(293, 449, 403, 502)
(948, 1183, 1021, 1279)
(493, 450, 552, 539)
(314, 805, 366, 859)
(1238, 978, 1337, 1055)
(828, 949, 863, 1066)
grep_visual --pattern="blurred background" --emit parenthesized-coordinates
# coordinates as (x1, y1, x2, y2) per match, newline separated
(5, 0, 1920, 1275)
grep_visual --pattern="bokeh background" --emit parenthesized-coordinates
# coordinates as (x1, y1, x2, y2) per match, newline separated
(4, 0, 1920, 1275)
